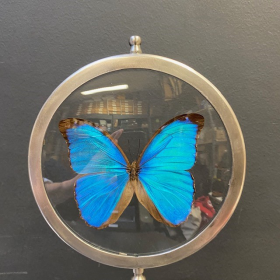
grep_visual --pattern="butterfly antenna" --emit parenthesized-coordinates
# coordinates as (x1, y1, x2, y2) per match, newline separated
(127, 139, 132, 159)
(137, 138, 141, 157)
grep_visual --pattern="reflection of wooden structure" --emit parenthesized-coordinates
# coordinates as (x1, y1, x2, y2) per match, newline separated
(161, 76, 184, 101)
(76, 99, 148, 116)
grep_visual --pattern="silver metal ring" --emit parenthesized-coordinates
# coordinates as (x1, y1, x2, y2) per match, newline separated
(28, 53, 246, 268)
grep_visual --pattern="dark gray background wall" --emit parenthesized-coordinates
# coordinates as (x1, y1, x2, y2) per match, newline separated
(1, 0, 279, 279)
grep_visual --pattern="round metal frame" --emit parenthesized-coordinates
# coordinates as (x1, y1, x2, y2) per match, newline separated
(28, 53, 246, 269)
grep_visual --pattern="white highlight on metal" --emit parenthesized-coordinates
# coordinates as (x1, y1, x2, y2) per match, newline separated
(0, 272, 28, 275)
(81, 84, 128, 95)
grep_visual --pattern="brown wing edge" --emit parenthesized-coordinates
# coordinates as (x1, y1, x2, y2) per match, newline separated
(58, 118, 130, 171)
(135, 113, 204, 227)
(74, 180, 135, 229)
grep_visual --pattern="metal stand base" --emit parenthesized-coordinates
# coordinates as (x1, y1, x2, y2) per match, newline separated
(131, 268, 146, 280)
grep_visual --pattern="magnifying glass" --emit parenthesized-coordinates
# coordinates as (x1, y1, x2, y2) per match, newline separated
(29, 36, 245, 280)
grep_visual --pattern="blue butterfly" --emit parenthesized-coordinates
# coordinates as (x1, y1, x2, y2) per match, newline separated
(59, 114, 204, 229)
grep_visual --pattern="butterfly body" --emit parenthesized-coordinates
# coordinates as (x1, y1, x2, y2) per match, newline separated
(59, 114, 204, 229)
(128, 161, 140, 181)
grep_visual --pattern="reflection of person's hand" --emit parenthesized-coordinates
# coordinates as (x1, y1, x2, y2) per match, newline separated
(44, 174, 85, 205)
(45, 174, 82, 192)
(61, 174, 83, 190)
(111, 129, 123, 144)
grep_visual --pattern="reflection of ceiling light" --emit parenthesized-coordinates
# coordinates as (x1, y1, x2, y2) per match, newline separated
(81, 84, 129, 95)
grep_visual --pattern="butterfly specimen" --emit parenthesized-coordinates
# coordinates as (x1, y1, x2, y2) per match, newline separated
(59, 114, 204, 229)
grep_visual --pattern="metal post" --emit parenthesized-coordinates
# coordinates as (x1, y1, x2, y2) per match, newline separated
(131, 268, 146, 280)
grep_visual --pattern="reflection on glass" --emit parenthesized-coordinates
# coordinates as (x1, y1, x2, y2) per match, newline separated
(42, 69, 232, 255)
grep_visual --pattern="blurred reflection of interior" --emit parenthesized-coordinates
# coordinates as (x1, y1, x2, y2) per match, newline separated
(42, 70, 232, 253)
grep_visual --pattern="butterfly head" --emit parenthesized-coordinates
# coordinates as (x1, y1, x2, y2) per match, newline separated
(128, 161, 140, 181)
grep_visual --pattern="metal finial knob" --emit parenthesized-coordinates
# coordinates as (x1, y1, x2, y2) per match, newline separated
(129, 36, 142, 54)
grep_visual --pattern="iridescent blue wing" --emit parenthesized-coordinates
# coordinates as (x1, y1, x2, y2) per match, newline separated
(59, 118, 133, 229)
(75, 172, 133, 229)
(135, 114, 204, 227)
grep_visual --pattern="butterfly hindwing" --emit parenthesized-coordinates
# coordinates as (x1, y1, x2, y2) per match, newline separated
(59, 118, 133, 229)
(136, 114, 204, 227)
(75, 173, 133, 229)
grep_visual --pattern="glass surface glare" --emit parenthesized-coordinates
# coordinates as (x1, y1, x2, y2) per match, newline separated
(42, 69, 232, 256)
